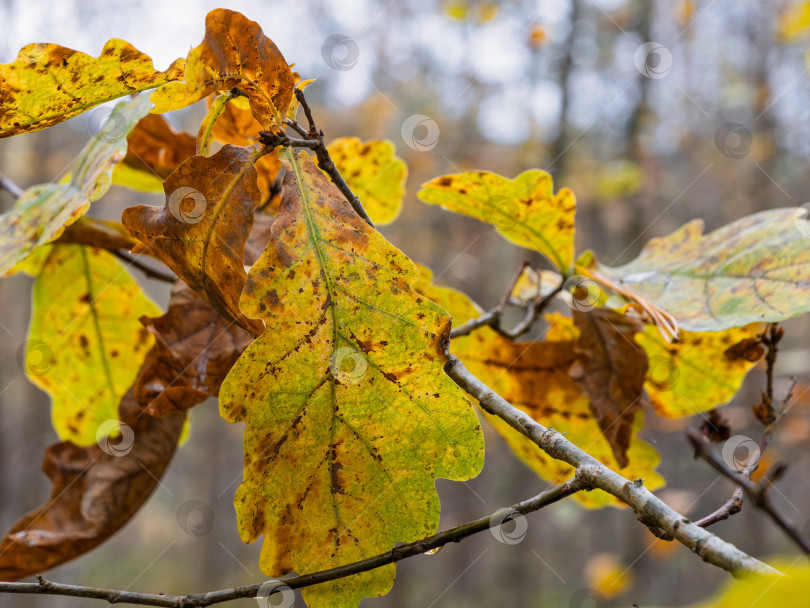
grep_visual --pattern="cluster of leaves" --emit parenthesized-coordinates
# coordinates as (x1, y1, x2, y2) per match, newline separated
(2, 8, 810, 608)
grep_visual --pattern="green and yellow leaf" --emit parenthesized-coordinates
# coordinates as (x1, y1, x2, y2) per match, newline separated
(327, 137, 407, 225)
(150, 9, 295, 128)
(25, 245, 160, 445)
(0, 40, 182, 137)
(638, 323, 765, 418)
(597, 208, 810, 331)
(0, 95, 152, 276)
(418, 169, 576, 272)
(219, 150, 484, 608)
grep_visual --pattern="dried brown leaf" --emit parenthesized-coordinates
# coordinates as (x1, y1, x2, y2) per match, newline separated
(122, 114, 197, 180)
(570, 308, 648, 468)
(122, 145, 264, 336)
(0, 389, 185, 580)
(135, 282, 252, 417)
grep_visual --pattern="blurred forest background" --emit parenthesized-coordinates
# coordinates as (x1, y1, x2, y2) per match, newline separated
(2, 0, 810, 606)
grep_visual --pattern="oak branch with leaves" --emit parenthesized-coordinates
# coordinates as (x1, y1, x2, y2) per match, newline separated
(0, 8, 808, 608)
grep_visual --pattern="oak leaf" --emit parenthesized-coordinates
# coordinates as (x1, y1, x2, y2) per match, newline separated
(54, 217, 138, 252)
(150, 9, 295, 128)
(209, 94, 263, 146)
(0, 40, 183, 137)
(597, 208, 810, 331)
(112, 113, 196, 192)
(0, 387, 185, 580)
(135, 282, 252, 417)
(219, 151, 484, 608)
(569, 308, 648, 469)
(204, 95, 283, 208)
(0, 95, 151, 275)
(327, 137, 407, 225)
(122, 144, 264, 336)
(418, 169, 576, 272)
(638, 324, 764, 418)
(24, 245, 160, 445)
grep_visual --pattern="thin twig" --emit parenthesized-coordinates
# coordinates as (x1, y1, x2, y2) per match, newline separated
(258, 131, 320, 150)
(0, 170, 24, 199)
(444, 355, 779, 576)
(283, 117, 309, 138)
(266, 90, 375, 228)
(111, 251, 177, 284)
(687, 330, 792, 534)
(450, 264, 563, 340)
(686, 427, 810, 555)
(0, 478, 585, 607)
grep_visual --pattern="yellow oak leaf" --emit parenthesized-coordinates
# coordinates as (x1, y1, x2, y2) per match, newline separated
(412, 265, 663, 508)
(0, 39, 182, 137)
(638, 323, 764, 418)
(219, 151, 484, 608)
(418, 169, 576, 272)
(24, 245, 160, 445)
(327, 137, 407, 225)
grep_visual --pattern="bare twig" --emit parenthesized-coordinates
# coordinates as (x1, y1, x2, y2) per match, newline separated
(267, 90, 375, 228)
(450, 263, 564, 340)
(283, 116, 309, 138)
(444, 355, 779, 576)
(0, 478, 585, 607)
(687, 329, 793, 534)
(686, 427, 810, 555)
(258, 131, 320, 150)
(0, 170, 24, 199)
(111, 251, 177, 284)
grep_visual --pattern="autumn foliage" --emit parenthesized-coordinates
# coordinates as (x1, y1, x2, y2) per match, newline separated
(1, 7, 809, 608)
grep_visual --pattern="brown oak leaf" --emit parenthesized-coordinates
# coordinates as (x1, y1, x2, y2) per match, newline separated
(570, 308, 648, 468)
(0, 388, 185, 580)
(150, 9, 295, 128)
(122, 144, 264, 336)
(122, 113, 197, 179)
(135, 282, 253, 417)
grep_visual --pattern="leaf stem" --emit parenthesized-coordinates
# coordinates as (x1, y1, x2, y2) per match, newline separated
(196, 91, 237, 156)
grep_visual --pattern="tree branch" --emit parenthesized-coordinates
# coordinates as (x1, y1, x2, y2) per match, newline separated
(111, 251, 177, 284)
(265, 90, 375, 228)
(688, 327, 791, 533)
(450, 263, 563, 340)
(0, 478, 585, 607)
(444, 355, 780, 576)
(0, 170, 25, 199)
(686, 427, 810, 555)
